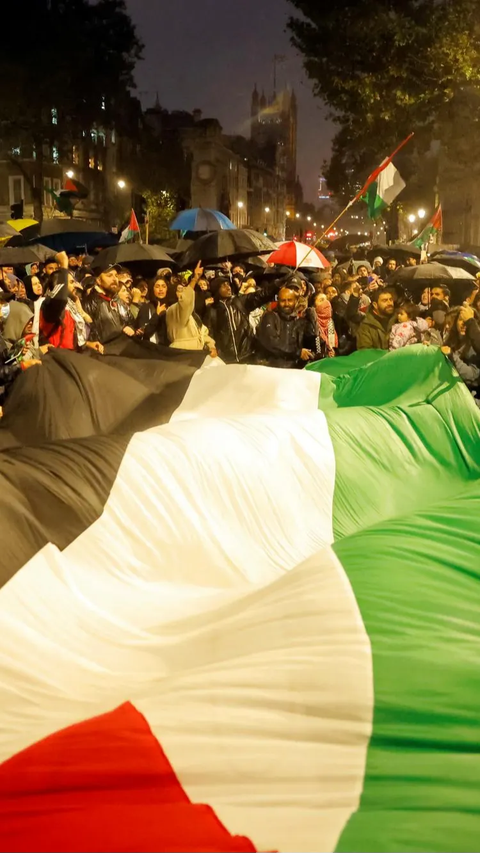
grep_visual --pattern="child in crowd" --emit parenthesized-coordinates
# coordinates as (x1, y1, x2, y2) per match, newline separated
(389, 302, 430, 350)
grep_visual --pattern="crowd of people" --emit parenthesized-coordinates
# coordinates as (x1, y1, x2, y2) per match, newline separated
(1, 247, 480, 408)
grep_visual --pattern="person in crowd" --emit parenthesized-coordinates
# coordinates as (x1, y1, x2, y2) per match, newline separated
(373, 256, 383, 273)
(0, 300, 40, 405)
(41, 259, 59, 280)
(442, 306, 480, 391)
(239, 279, 265, 332)
(25, 262, 39, 277)
(24, 274, 45, 347)
(194, 275, 214, 321)
(3, 302, 38, 361)
(82, 264, 135, 344)
(16, 280, 29, 303)
(135, 275, 169, 346)
(166, 262, 217, 355)
(356, 288, 396, 350)
(40, 252, 103, 352)
(306, 291, 337, 359)
(356, 264, 371, 286)
(324, 283, 339, 302)
(310, 271, 332, 295)
(129, 277, 149, 320)
(208, 273, 281, 364)
(294, 275, 312, 318)
(381, 257, 398, 280)
(332, 270, 345, 289)
(232, 263, 246, 293)
(256, 285, 313, 368)
(405, 255, 418, 267)
(68, 254, 80, 271)
(428, 284, 450, 332)
(331, 278, 367, 355)
(389, 302, 429, 350)
(116, 267, 133, 291)
(0, 269, 18, 296)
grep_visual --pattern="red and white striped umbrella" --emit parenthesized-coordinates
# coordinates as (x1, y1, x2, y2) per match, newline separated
(268, 240, 330, 269)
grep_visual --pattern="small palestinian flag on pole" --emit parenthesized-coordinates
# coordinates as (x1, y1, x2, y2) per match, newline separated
(409, 204, 443, 248)
(120, 208, 141, 243)
(356, 133, 413, 220)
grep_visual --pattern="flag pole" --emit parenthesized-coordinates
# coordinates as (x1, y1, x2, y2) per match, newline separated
(294, 132, 415, 272)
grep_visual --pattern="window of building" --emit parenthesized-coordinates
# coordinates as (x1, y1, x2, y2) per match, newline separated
(98, 130, 106, 146)
(44, 177, 52, 207)
(101, 95, 106, 111)
(8, 175, 24, 206)
(72, 145, 79, 165)
(51, 107, 58, 125)
(97, 156, 104, 171)
(53, 178, 61, 194)
(89, 152, 95, 169)
(52, 145, 59, 164)
(111, 127, 116, 144)
(91, 128, 98, 143)
(10, 146, 21, 157)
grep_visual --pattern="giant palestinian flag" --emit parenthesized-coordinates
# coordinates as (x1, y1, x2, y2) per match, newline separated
(0, 340, 479, 852)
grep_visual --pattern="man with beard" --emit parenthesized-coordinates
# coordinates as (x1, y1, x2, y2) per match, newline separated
(256, 285, 314, 368)
(356, 288, 396, 350)
(82, 265, 135, 344)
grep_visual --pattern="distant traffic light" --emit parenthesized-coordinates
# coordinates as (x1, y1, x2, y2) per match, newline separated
(10, 200, 24, 220)
(132, 192, 148, 224)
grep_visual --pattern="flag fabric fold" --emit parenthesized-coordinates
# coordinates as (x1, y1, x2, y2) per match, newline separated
(0, 346, 479, 852)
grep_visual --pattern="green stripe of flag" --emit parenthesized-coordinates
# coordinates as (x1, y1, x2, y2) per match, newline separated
(308, 347, 480, 851)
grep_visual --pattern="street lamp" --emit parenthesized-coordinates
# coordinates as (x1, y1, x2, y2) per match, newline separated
(66, 169, 75, 179)
(307, 216, 312, 221)
(265, 206, 270, 213)
(237, 201, 244, 209)
(418, 208, 426, 219)
(117, 179, 126, 189)
(295, 212, 300, 219)
(408, 213, 416, 223)
(286, 210, 291, 216)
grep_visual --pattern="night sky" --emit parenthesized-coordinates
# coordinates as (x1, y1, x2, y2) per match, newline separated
(125, 0, 334, 203)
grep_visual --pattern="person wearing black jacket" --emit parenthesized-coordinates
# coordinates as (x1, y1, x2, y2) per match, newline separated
(135, 276, 169, 346)
(207, 275, 280, 364)
(255, 286, 314, 369)
(82, 266, 135, 344)
(331, 279, 366, 355)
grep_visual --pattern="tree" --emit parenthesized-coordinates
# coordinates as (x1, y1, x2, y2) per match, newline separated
(287, 0, 480, 195)
(0, 0, 142, 220)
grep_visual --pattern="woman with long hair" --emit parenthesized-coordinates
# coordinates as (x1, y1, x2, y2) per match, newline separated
(442, 306, 480, 390)
(135, 276, 170, 346)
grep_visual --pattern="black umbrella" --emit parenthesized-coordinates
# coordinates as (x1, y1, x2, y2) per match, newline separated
(0, 245, 54, 265)
(180, 229, 276, 267)
(328, 234, 371, 250)
(429, 251, 480, 277)
(393, 262, 475, 283)
(90, 243, 176, 271)
(387, 243, 422, 257)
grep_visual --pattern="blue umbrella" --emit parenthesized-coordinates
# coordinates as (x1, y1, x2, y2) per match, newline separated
(170, 208, 235, 231)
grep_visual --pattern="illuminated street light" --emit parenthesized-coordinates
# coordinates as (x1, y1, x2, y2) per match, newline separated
(418, 208, 426, 219)
(307, 216, 312, 221)
(237, 201, 244, 208)
(408, 214, 416, 223)
(265, 206, 270, 213)
(66, 170, 75, 179)
(314, 222, 317, 226)
(286, 210, 291, 216)
(117, 179, 126, 189)
(295, 212, 300, 219)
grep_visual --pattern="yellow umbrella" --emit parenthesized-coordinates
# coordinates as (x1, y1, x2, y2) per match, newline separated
(7, 219, 38, 231)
